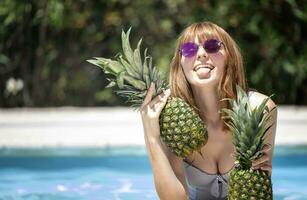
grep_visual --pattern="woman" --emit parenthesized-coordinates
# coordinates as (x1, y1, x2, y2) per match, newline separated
(140, 21, 277, 200)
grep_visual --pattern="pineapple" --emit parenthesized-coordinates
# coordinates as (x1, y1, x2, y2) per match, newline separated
(221, 85, 274, 200)
(87, 28, 208, 158)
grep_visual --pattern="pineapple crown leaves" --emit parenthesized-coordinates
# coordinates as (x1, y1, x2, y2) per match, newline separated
(221, 85, 275, 168)
(87, 27, 168, 109)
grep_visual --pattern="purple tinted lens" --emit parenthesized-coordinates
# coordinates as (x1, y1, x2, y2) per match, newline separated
(180, 42, 198, 57)
(204, 39, 221, 53)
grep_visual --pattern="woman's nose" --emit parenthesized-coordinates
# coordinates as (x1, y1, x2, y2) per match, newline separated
(197, 46, 208, 59)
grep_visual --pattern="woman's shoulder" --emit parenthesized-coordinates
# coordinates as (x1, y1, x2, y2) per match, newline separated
(247, 89, 277, 111)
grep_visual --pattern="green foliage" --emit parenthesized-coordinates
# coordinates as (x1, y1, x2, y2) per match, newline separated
(0, 0, 306, 107)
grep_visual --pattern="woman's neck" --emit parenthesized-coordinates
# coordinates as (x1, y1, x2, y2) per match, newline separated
(192, 86, 223, 129)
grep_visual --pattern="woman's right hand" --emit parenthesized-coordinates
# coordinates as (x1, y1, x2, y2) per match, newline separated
(140, 82, 171, 140)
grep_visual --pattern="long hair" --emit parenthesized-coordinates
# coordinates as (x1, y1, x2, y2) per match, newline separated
(169, 21, 248, 131)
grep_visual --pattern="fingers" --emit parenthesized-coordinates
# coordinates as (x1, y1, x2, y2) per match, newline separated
(252, 154, 270, 169)
(149, 88, 170, 106)
(259, 164, 272, 172)
(260, 144, 272, 154)
(253, 163, 272, 175)
(140, 81, 171, 117)
(141, 82, 156, 109)
(252, 144, 272, 169)
(146, 89, 171, 113)
(154, 89, 171, 113)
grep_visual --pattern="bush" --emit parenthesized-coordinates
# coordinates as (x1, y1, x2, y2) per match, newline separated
(0, 0, 306, 107)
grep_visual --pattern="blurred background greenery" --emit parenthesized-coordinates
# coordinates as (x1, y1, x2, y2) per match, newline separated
(0, 0, 306, 107)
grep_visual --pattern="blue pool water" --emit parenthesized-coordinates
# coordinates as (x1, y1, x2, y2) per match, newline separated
(0, 146, 307, 200)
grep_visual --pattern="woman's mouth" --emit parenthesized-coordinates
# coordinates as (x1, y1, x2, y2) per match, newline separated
(193, 64, 215, 72)
(193, 64, 215, 78)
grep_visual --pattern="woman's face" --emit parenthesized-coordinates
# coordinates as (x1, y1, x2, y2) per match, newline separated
(180, 36, 227, 88)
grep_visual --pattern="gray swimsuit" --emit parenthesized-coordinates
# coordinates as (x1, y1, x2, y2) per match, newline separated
(184, 160, 235, 200)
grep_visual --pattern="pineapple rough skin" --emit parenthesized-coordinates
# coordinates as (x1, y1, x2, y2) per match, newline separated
(228, 168, 272, 200)
(160, 97, 208, 158)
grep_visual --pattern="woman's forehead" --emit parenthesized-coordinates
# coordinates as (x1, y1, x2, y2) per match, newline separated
(181, 32, 220, 43)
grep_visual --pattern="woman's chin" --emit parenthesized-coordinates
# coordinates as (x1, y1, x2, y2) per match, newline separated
(190, 79, 217, 88)
(192, 74, 219, 87)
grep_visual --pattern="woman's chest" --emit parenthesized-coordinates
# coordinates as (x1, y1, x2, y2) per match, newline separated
(186, 130, 236, 174)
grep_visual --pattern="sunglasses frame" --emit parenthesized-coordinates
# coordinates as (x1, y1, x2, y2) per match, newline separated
(179, 39, 224, 58)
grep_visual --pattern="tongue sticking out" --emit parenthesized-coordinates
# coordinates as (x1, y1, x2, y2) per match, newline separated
(196, 67, 211, 78)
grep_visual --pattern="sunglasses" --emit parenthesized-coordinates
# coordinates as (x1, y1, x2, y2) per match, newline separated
(179, 39, 223, 57)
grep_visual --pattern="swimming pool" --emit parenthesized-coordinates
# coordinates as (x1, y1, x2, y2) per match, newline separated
(0, 145, 307, 200)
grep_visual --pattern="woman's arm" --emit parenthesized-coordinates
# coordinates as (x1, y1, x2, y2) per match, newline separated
(140, 82, 188, 200)
(249, 92, 278, 176)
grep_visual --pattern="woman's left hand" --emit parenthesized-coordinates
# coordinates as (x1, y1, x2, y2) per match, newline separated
(251, 144, 272, 175)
